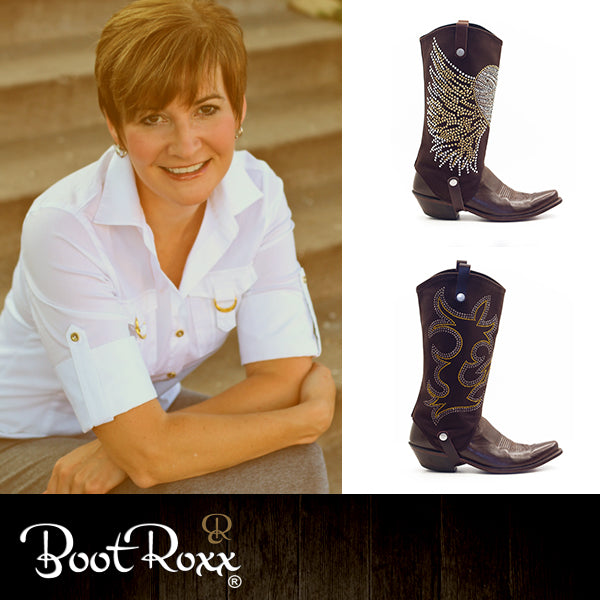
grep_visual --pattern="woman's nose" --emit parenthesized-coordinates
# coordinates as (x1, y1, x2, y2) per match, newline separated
(169, 123, 201, 157)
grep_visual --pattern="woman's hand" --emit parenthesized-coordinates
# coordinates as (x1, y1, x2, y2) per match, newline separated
(44, 439, 128, 494)
(297, 362, 337, 442)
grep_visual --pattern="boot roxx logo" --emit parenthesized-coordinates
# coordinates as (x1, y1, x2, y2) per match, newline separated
(19, 516, 242, 585)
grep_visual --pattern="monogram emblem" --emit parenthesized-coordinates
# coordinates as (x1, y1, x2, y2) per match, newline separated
(202, 514, 233, 544)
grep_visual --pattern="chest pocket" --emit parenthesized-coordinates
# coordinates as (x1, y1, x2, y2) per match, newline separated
(191, 265, 258, 333)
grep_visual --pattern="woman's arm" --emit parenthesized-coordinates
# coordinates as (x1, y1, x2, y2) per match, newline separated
(45, 361, 335, 493)
(178, 356, 313, 415)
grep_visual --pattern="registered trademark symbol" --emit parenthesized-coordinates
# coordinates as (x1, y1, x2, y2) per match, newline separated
(228, 575, 242, 589)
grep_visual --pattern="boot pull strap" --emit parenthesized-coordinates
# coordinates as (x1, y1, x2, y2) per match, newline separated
(455, 20, 469, 58)
(455, 260, 470, 302)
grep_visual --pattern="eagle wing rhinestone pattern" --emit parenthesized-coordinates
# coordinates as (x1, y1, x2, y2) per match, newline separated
(426, 38, 499, 176)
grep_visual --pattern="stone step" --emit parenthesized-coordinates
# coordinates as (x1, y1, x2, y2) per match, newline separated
(253, 131, 341, 256)
(0, 83, 340, 204)
(0, 0, 129, 48)
(0, 0, 289, 48)
(0, 9, 340, 147)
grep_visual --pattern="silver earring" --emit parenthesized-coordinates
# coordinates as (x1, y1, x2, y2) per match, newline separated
(235, 127, 244, 140)
(114, 144, 128, 158)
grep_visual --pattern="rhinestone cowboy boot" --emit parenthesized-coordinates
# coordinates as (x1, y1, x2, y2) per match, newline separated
(413, 21, 562, 221)
(409, 261, 562, 473)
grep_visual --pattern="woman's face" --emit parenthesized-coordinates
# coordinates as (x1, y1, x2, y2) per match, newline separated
(108, 67, 245, 214)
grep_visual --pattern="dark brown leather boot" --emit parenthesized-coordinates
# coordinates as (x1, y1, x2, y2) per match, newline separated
(413, 21, 562, 221)
(409, 261, 562, 473)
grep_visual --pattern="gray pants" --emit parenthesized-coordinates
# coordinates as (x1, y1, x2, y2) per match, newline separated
(0, 389, 329, 494)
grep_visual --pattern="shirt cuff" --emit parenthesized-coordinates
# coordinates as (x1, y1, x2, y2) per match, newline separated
(237, 269, 322, 364)
(55, 326, 157, 432)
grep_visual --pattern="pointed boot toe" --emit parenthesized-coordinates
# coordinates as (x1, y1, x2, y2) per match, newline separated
(525, 439, 563, 467)
(526, 190, 562, 216)
(459, 418, 563, 473)
(464, 168, 562, 221)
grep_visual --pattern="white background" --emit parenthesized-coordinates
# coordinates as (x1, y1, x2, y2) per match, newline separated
(342, 1, 597, 492)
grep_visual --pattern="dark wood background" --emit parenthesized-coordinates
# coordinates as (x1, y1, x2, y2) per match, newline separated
(6, 495, 577, 598)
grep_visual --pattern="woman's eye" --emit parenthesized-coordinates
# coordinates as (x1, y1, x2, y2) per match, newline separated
(197, 105, 219, 117)
(141, 114, 166, 125)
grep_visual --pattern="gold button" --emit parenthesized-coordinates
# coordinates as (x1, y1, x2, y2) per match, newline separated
(70, 333, 79, 342)
(167, 372, 177, 379)
(175, 329, 184, 338)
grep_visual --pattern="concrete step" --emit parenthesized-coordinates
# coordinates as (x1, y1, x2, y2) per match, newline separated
(0, 82, 340, 203)
(253, 132, 342, 256)
(0, 0, 289, 48)
(0, 8, 340, 146)
(0, 0, 128, 48)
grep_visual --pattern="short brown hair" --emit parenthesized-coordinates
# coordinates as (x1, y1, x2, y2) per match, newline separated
(95, 0, 247, 137)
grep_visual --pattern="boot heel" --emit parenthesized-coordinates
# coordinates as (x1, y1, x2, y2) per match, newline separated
(409, 443, 458, 472)
(413, 192, 459, 220)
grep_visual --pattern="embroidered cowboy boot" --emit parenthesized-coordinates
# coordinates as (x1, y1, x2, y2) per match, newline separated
(413, 21, 562, 221)
(409, 261, 562, 473)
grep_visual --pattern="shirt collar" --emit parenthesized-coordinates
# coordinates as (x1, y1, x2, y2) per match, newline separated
(210, 151, 263, 217)
(93, 149, 262, 227)
(92, 149, 147, 227)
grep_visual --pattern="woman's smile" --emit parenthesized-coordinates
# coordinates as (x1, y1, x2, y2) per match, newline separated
(160, 158, 212, 179)
(162, 160, 209, 175)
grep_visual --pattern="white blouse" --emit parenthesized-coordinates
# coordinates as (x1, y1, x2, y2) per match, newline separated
(0, 148, 320, 438)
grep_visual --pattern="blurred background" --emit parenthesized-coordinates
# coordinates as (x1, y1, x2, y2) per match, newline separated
(0, 0, 341, 491)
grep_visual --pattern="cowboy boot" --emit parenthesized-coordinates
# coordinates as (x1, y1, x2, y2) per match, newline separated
(413, 21, 562, 221)
(409, 261, 562, 473)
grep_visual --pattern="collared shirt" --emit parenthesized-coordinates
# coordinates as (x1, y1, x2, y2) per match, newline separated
(0, 148, 320, 438)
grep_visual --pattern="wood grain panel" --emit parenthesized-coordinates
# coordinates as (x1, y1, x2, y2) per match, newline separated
(230, 495, 300, 600)
(440, 496, 510, 600)
(5, 495, 579, 599)
(299, 495, 370, 599)
(372, 495, 441, 599)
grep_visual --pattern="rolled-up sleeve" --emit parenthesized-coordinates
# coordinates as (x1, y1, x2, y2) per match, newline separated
(236, 174, 321, 365)
(21, 207, 157, 432)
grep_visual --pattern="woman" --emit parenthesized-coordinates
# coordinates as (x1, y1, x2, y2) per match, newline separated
(0, 0, 335, 494)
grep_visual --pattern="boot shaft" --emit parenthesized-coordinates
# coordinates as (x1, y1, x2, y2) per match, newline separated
(415, 22, 503, 206)
(413, 261, 505, 450)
